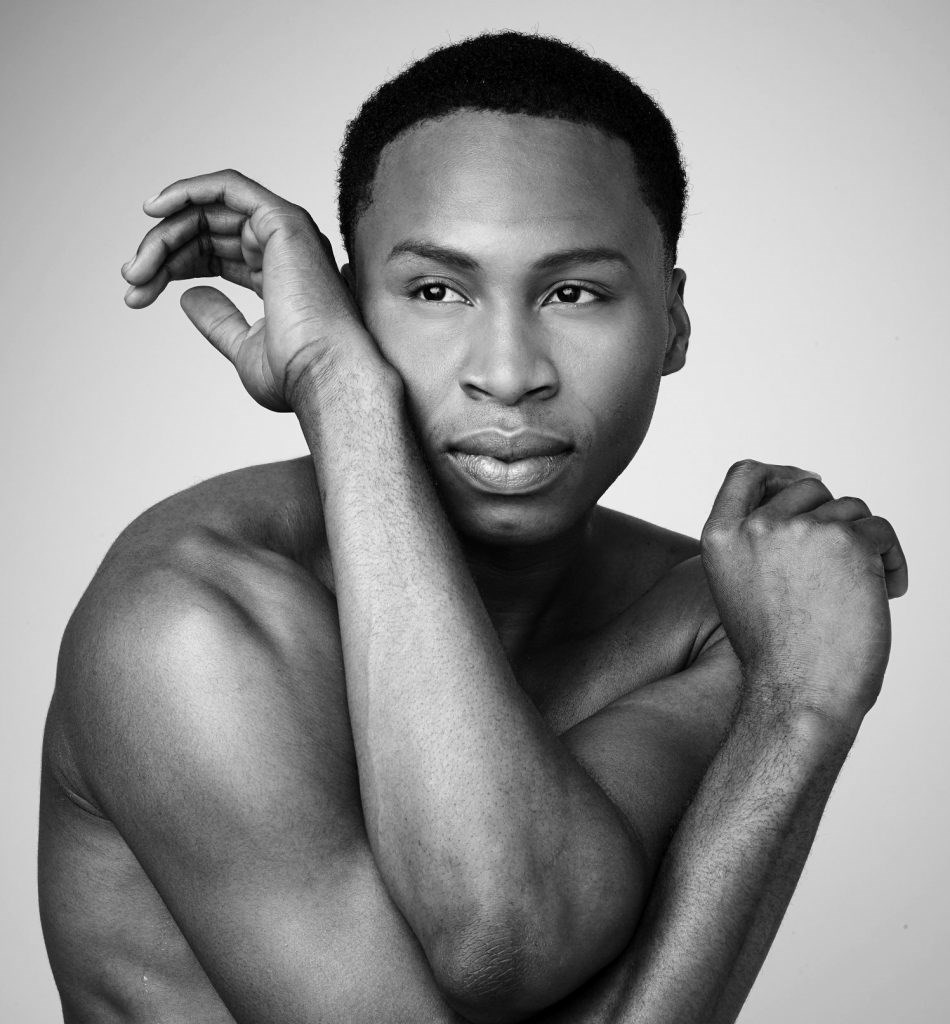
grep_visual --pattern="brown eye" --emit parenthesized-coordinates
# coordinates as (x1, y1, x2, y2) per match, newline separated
(554, 285, 582, 303)
(413, 282, 466, 303)
(547, 284, 601, 305)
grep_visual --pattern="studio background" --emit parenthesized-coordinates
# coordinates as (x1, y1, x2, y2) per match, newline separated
(3, 0, 946, 1020)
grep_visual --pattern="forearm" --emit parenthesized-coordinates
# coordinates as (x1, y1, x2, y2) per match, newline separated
(703, 788, 830, 1024)
(529, 695, 857, 1024)
(617, 701, 853, 1023)
(294, 352, 641, 1013)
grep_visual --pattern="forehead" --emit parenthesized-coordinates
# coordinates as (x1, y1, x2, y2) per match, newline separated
(353, 111, 663, 270)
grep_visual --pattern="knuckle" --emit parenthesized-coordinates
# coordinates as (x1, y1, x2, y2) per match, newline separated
(206, 309, 237, 340)
(154, 218, 180, 245)
(287, 202, 315, 227)
(843, 496, 871, 516)
(281, 202, 312, 229)
(700, 520, 732, 550)
(743, 511, 772, 538)
(254, 199, 285, 223)
(730, 458, 760, 475)
(786, 515, 812, 541)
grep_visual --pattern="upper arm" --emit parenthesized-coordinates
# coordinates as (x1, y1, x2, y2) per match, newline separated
(60, 552, 456, 1024)
(561, 634, 741, 872)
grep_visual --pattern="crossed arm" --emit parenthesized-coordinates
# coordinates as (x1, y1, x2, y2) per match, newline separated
(289, 354, 870, 1023)
(85, 169, 906, 1023)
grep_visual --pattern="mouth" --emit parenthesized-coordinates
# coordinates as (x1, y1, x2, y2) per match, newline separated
(445, 429, 574, 495)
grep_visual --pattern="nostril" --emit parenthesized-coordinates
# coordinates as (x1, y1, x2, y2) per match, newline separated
(458, 339, 559, 405)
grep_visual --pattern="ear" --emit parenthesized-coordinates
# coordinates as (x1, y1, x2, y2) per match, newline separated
(661, 268, 690, 376)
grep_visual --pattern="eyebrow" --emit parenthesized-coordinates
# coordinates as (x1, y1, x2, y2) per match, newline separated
(387, 239, 632, 273)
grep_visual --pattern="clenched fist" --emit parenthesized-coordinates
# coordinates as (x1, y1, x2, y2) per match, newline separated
(701, 460, 907, 732)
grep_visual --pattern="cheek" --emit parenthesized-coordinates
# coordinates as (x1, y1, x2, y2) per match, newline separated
(360, 299, 417, 376)
(359, 303, 448, 435)
(575, 342, 665, 460)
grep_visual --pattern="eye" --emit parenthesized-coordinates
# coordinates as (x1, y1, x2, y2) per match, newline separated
(411, 281, 468, 304)
(545, 283, 602, 305)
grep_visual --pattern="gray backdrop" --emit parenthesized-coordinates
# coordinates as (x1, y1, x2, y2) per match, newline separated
(3, 0, 947, 1020)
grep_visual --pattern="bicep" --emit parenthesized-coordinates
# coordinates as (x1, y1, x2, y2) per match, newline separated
(561, 636, 741, 870)
(69, 585, 457, 1024)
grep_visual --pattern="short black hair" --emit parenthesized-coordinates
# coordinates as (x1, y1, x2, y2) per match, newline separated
(337, 30, 688, 272)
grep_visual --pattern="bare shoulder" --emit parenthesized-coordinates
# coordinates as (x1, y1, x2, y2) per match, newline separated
(96, 455, 329, 586)
(595, 504, 701, 569)
(47, 456, 339, 807)
(589, 505, 718, 655)
(590, 505, 736, 696)
(60, 453, 331, 674)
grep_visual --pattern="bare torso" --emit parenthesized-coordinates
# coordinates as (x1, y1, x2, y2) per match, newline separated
(39, 457, 739, 1023)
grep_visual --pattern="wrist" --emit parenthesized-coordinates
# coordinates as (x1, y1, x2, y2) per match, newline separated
(736, 674, 864, 753)
(288, 332, 402, 413)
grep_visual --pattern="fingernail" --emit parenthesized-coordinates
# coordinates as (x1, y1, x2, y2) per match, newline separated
(124, 285, 137, 302)
(122, 259, 133, 275)
(145, 193, 162, 206)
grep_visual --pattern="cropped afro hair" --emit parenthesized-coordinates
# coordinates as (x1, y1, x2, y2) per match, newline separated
(337, 31, 688, 272)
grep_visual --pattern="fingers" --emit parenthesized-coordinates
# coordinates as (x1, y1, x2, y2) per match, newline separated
(123, 171, 290, 309)
(123, 204, 246, 285)
(705, 462, 907, 600)
(123, 202, 265, 307)
(707, 459, 823, 522)
(179, 286, 250, 363)
(125, 244, 258, 308)
(758, 476, 833, 517)
(241, 217, 263, 272)
(809, 496, 872, 522)
(853, 516, 909, 599)
(809, 498, 908, 598)
(125, 266, 170, 309)
(143, 168, 275, 220)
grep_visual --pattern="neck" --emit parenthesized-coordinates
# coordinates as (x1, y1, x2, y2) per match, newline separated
(460, 512, 596, 659)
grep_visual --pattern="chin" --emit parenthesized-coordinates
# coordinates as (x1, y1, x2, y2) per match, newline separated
(446, 496, 587, 548)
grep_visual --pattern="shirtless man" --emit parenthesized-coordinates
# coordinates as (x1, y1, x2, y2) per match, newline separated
(38, 31, 907, 1024)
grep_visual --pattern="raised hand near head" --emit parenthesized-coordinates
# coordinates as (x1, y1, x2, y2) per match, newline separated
(121, 169, 375, 411)
(700, 460, 907, 733)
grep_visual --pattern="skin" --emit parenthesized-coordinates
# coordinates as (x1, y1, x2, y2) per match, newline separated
(39, 112, 905, 1024)
(349, 115, 684, 552)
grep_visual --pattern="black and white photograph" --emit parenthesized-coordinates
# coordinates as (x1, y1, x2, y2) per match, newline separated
(3, 1, 945, 1021)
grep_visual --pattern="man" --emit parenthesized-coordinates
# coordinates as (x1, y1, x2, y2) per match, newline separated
(39, 31, 906, 1024)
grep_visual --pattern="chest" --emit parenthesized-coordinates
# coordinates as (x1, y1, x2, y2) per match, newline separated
(513, 573, 716, 734)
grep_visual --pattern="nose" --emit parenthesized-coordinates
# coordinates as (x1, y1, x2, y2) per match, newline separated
(459, 310, 559, 405)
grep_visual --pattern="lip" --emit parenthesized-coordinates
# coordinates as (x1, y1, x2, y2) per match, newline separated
(445, 429, 574, 495)
(447, 428, 573, 461)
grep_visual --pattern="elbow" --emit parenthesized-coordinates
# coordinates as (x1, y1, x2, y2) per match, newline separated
(432, 853, 647, 1023)
(431, 923, 538, 1024)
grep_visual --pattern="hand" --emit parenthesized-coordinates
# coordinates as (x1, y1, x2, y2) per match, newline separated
(700, 460, 908, 730)
(121, 169, 375, 411)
